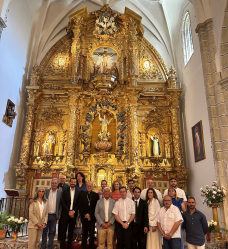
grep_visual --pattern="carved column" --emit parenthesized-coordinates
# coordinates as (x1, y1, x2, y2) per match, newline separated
(16, 86, 40, 191)
(66, 91, 78, 169)
(71, 18, 83, 77)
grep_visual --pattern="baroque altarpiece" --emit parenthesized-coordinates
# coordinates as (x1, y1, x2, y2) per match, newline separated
(15, 5, 187, 196)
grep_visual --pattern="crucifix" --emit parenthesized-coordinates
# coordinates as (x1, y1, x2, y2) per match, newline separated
(94, 47, 117, 74)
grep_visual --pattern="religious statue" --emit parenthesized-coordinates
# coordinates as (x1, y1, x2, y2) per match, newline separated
(98, 113, 113, 141)
(42, 131, 55, 155)
(33, 131, 41, 156)
(94, 47, 117, 74)
(110, 62, 118, 77)
(150, 134, 161, 156)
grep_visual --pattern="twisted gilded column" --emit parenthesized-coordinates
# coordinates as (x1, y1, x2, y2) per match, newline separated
(65, 93, 79, 171)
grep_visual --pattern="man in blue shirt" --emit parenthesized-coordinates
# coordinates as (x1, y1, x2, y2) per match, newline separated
(182, 197, 208, 249)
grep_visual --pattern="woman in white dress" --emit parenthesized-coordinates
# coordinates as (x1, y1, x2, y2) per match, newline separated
(146, 188, 162, 249)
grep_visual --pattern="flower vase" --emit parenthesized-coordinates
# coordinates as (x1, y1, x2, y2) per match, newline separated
(209, 203, 223, 241)
(12, 232, 18, 242)
(206, 232, 211, 242)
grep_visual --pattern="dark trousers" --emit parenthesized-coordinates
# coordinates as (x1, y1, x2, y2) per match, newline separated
(132, 223, 147, 249)
(116, 221, 133, 249)
(60, 215, 77, 249)
(81, 219, 96, 249)
(163, 237, 181, 249)
(41, 214, 57, 249)
(58, 217, 62, 240)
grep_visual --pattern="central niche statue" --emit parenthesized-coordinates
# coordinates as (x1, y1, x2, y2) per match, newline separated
(94, 112, 113, 152)
(98, 113, 113, 141)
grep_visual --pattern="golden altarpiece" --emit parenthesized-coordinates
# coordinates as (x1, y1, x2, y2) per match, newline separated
(15, 5, 187, 196)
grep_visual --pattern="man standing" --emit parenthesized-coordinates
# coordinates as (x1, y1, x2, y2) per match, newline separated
(132, 187, 149, 249)
(79, 181, 99, 249)
(41, 178, 62, 249)
(127, 179, 135, 199)
(97, 180, 107, 199)
(95, 187, 115, 249)
(141, 179, 163, 204)
(60, 178, 81, 249)
(112, 186, 135, 249)
(58, 175, 70, 191)
(182, 197, 208, 249)
(157, 195, 183, 249)
(163, 178, 187, 203)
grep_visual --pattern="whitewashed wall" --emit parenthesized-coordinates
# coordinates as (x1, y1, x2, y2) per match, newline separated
(0, 0, 32, 197)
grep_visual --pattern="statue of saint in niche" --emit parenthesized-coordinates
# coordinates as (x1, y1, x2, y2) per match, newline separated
(150, 134, 161, 156)
(98, 113, 113, 141)
(43, 131, 55, 155)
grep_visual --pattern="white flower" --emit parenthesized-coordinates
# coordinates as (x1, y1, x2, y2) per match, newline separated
(206, 185, 209, 189)
(213, 181, 217, 184)
(208, 222, 211, 226)
(200, 188, 203, 191)
(212, 186, 216, 189)
(24, 219, 28, 223)
(7, 218, 11, 222)
(214, 221, 217, 226)
(14, 218, 18, 222)
(20, 217, 23, 221)
(213, 191, 217, 194)
(18, 220, 22, 224)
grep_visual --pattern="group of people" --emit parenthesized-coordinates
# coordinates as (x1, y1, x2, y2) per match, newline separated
(28, 174, 208, 249)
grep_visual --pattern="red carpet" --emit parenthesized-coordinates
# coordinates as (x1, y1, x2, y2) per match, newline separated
(65, 241, 98, 249)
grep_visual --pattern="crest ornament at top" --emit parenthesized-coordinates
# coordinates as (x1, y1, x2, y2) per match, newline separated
(93, 4, 118, 37)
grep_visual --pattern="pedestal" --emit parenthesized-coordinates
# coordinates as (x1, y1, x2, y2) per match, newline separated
(209, 203, 223, 241)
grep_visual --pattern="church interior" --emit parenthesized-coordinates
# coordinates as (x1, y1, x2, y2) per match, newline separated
(1, 0, 228, 246)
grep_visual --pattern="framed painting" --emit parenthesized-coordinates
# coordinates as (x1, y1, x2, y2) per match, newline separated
(192, 120, 206, 162)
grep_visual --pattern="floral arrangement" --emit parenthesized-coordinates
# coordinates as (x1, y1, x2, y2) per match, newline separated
(7, 216, 28, 233)
(200, 181, 226, 206)
(208, 220, 217, 233)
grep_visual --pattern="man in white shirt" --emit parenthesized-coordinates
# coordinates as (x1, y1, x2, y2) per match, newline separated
(157, 195, 183, 249)
(95, 187, 116, 249)
(163, 178, 187, 203)
(127, 179, 135, 199)
(141, 179, 163, 205)
(112, 186, 135, 249)
(41, 178, 62, 249)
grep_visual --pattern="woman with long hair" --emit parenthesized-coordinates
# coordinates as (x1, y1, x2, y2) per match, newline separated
(110, 180, 122, 202)
(168, 187, 185, 249)
(28, 187, 48, 249)
(75, 172, 87, 242)
(146, 188, 161, 249)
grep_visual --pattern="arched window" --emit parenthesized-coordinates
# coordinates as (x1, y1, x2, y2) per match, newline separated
(182, 12, 194, 65)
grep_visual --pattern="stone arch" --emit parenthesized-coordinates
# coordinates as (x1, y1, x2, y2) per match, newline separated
(221, 2, 228, 79)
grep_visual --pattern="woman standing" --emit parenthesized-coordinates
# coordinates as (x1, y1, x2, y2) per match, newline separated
(146, 188, 161, 249)
(110, 180, 122, 201)
(168, 187, 186, 249)
(28, 187, 48, 249)
(75, 172, 87, 242)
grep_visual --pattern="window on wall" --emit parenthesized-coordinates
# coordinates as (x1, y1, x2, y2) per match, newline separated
(182, 12, 194, 66)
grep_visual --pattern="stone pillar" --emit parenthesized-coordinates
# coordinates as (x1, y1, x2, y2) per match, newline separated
(0, 17, 6, 39)
(196, 19, 228, 226)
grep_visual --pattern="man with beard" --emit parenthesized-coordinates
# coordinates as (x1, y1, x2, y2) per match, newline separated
(163, 178, 187, 204)
(182, 197, 208, 249)
(60, 178, 81, 249)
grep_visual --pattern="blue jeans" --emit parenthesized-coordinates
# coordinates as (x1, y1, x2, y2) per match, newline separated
(41, 214, 57, 249)
(163, 237, 181, 249)
(181, 229, 184, 249)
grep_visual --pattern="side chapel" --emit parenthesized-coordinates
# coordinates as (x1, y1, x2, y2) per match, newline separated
(15, 5, 187, 197)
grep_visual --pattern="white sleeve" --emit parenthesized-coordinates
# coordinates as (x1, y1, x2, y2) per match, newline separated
(149, 200, 161, 227)
(181, 190, 187, 202)
(174, 206, 183, 223)
(156, 190, 163, 204)
(163, 189, 168, 197)
(112, 201, 119, 215)
(131, 199, 135, 214)
(141, 189, 146, 200)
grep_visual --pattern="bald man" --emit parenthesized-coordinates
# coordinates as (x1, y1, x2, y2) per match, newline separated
(79, 181, 99, 249)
